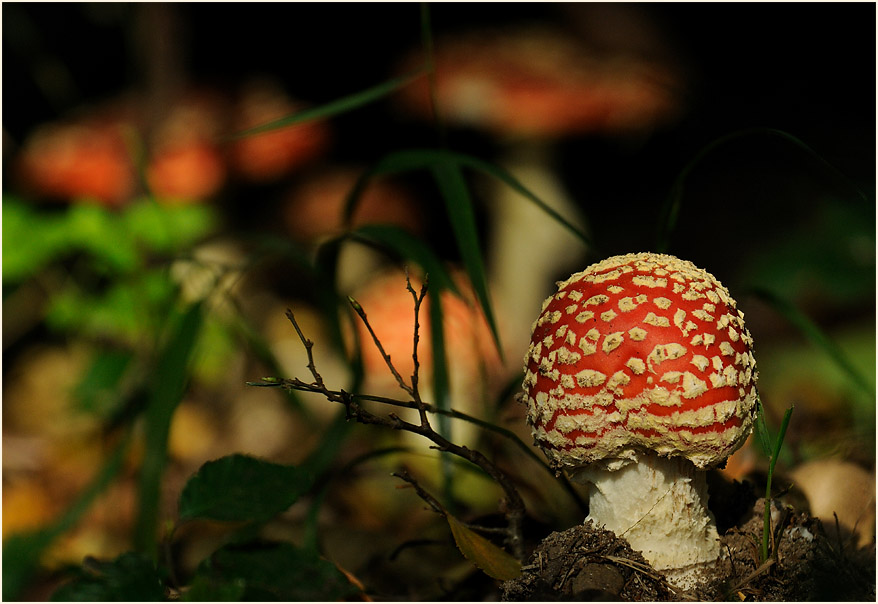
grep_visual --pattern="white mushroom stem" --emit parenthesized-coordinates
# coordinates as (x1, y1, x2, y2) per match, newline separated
(487, 142, 589, 359)
(570, 454, 720, 591)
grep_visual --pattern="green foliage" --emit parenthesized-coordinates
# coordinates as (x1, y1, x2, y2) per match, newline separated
(178, 454, 312, 523)
(187, 541, 359, 601)
(2, 197, 216, 285)
(50, 553, 165, 602)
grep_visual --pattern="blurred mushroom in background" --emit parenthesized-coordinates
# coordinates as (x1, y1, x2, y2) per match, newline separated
(282, 167, 424, 293)
(14, 106, 136, 206)
(396, 22, 684, 363)
(348, 268, 503, 450)
(228, 79, 331, 183)
(145, 89, 228, 203)
(791, 458, 875, 549)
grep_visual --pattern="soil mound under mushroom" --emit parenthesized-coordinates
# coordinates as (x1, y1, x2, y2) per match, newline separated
(502, 499, 875, 601)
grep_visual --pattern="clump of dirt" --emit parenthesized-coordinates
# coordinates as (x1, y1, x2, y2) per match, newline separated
(500, 521, 674, 601)
(502, 499, 875, 601)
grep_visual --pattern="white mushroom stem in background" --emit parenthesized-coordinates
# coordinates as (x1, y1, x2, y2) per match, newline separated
(572, 454, 719, 590)
(487, 142, 589, 360)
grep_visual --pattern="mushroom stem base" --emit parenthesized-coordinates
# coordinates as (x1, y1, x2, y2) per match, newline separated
(571, 455, 719, 590)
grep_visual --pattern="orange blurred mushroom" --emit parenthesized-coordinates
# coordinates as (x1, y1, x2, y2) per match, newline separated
(229, 80, 330, 183)
(15, 118, 135, 206)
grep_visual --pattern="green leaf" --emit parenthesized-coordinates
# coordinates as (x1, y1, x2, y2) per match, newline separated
(45, 269, 179, 342)
(446, 514, 521, 581)
(124, 200, 216, 253)
(2, 198, 70, 282)
(134, 302, 204, 556)
(51, 552, 165, 601)
(230, 68, 426, 139)
(182, 574, 246, 601)
(66, 203, 140, 273)
(178, 454, 312, 523)
(191, 541, 360, 601)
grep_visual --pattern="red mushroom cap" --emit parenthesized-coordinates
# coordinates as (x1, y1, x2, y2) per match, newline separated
(523, 252, 757, 470)
(397, 27, 681, 138)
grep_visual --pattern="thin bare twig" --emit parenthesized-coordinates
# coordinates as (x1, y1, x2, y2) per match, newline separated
(284, 308, 325, 390)
(347, 296, 415, 399)
(404, 269, 430, 427)
(276, 290, 527, 560)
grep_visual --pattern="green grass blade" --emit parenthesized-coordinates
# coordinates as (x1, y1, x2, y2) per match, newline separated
(656, 128, 870, 253)
(762, 405, 794, 562)
(350, 224, 460, 294)
(753, 398, 773, 458)
(133, 302, 204, 557)
(749, 287, 875, 400)
(448, 151, 592, 248)
(229, 68, 426, 140)
(430, 157, 503, 358)
(346, 149, 591, 247)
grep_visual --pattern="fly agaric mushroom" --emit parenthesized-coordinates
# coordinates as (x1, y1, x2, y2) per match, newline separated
(522, 252, 758, 590)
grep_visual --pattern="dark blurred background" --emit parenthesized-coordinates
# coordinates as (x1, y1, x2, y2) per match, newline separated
(4, 2, 875, 270)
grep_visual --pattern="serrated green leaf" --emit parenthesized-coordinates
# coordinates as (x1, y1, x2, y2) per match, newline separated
(446, 514, 521, 581)
(179, 454, 312, 523)
(192, 541, 360, 601)
(51, 552, 165, 602)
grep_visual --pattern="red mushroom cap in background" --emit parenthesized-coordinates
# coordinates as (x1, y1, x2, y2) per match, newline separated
(15, 116, 135, 206)
(523, 252, 758, 470)
(282, 167, 423, 244)
(146, 90, 227, 202)
(228, 80, 330, 183)
(397, 27, 681, 138)
(351, 270, 500, 397)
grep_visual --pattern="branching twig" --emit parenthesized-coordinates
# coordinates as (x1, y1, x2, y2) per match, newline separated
(347, 297, 414, 399)
(277, 289, 527, 560)
(404, 269, 430, 427)
(284, 308, 325, 391)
